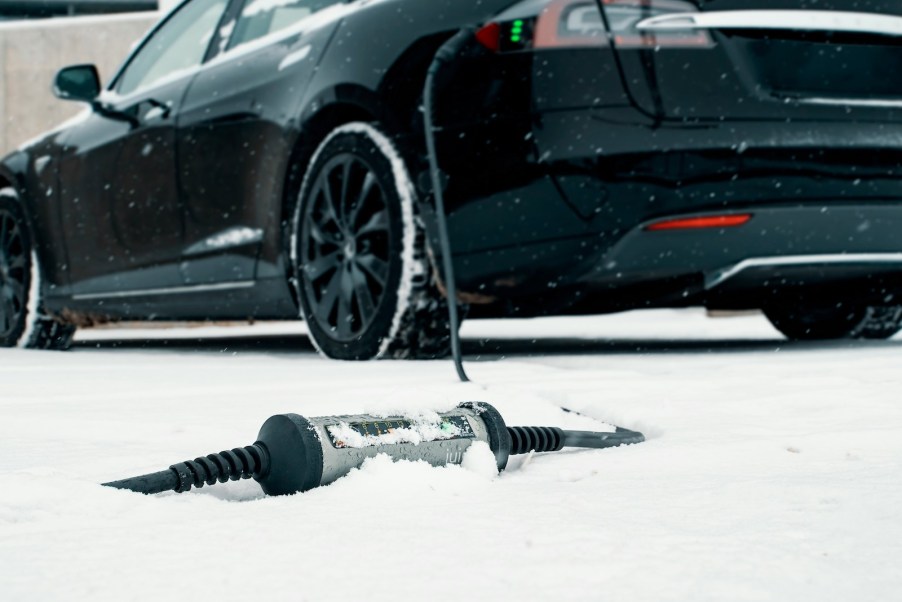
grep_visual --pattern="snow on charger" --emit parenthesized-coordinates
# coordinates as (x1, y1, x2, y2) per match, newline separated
(103, 403, 645, 496)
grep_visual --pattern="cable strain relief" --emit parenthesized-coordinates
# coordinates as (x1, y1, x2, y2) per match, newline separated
(507, 426, 565, 455)
(169, 443, 269, 493)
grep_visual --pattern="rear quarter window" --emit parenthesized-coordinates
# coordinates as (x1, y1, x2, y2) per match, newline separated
(228, 0, 342, 49)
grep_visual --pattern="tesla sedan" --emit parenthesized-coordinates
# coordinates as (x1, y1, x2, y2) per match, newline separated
(3, 0, 902, 359)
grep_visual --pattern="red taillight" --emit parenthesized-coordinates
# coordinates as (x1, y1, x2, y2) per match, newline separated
(475, 22, 502, 52)
(645, 214, 753, 231)
(534, 0, 711, 50)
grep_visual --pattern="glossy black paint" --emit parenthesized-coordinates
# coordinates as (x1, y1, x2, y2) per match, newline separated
(3, 0, 902, 326)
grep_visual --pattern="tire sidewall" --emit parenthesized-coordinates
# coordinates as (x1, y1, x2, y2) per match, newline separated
(765, 302, 868, 341)
(291, 123, 417, 360)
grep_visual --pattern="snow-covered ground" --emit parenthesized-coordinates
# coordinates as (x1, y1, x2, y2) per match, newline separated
(2, 309, 901, 600)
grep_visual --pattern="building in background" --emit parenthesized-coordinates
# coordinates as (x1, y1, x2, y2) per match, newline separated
(0, 2, 163, 152)
(0, 1, 157, 20)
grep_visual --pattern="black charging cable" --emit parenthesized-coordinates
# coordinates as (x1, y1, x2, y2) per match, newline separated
(423, 29, 478, 383)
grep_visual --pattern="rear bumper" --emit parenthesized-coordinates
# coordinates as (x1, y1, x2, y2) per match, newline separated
(454, 202, 902, 315)
(592, 204, 902, 287)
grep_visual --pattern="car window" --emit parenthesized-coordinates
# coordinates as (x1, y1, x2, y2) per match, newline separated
(227, 0, 339, 49)
(116, 0, 230, 96)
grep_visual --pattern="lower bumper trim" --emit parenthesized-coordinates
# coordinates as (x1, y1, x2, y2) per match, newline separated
(705, 253, 902, 290)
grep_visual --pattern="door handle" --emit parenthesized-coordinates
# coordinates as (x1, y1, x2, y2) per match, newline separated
(142, 98, 172, 121)
(637, 10, 902, 38)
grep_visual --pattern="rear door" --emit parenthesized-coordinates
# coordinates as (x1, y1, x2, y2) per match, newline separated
(597, 0, 902, 121)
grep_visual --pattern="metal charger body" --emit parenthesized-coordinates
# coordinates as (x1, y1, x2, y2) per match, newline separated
(255, 403, 510, 496)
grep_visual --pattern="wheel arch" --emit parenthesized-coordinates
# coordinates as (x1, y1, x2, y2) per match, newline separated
(279, 32, 456, 298)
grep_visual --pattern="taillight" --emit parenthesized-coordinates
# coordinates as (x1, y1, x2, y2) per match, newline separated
(475, 21, 502, 52)
(476, 0, 711, 52)
(645, 214, 753, 231)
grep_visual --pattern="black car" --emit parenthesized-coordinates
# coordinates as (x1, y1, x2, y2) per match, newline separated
(3, 0, 902, 359)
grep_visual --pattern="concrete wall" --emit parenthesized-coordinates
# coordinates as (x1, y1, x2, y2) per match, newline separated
(0, 12, 160, 153)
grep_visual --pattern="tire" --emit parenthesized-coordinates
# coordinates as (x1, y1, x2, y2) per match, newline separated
(291, 122, 451, 360)
(764, 302, 902, 341)
(853, 306, 902, 340)
(0, 188, 75, 350)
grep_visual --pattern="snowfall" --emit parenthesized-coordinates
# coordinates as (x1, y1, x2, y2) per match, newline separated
(1, 309, 900, 600)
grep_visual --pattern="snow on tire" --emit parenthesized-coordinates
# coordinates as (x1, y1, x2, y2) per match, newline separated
(0, 188, 75, 350)
(291, 122, 451, 360)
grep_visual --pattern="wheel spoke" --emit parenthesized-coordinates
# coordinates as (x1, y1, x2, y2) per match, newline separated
(4, 278, 24, 304)
(350, 263, 376, 321)
(357, 254, 388, 286)
(357, 209, 389, 237)
(349, 172, 377, 229)
(338, 159, 352, 228)
(336, 278, 354, 338)
(315, 269, 343, 323)
(0, 293, 15, 330)
(316, 176, 342, 232)
(304, 251, 341, 281)
(0, 216, 9, 250)
(308, 217, 341, 246)
(7, 253, 26, 272)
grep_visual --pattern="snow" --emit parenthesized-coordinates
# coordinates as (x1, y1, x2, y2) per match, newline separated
(16, 252, 40, 349)
(2, 309, 902, 600)
(242, 0, 302, 18)
(326, 413, 463, 448)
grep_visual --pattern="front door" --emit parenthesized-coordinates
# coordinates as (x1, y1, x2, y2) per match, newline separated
(57, 0, 231, 298)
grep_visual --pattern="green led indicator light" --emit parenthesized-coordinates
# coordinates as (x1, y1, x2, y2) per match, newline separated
(511, 19, 524, 43)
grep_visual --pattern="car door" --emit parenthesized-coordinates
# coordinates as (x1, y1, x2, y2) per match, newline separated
(594, 0, 902, 122)
(57, 0, 231, 298)
(176, 0, 345, 287)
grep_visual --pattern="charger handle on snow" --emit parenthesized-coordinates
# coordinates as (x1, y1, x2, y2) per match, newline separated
(103, 403, 644, 496)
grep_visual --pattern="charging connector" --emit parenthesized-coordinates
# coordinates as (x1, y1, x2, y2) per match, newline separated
(104, 403, 644, 496)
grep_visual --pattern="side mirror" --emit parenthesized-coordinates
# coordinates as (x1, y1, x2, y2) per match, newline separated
(53, 65, 101, 103)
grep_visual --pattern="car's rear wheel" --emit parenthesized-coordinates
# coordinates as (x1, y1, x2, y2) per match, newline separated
(291, 122, 452, 360)
(764, 302, 902, 341)
(0, 189, 75, 350)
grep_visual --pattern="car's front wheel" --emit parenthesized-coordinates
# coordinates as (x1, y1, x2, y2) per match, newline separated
(764, 302, 902, 341)
(0, 188, 75, 350)
(291, 122, 452, 360)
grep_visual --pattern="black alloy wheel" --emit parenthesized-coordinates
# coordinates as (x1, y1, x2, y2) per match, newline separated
(0, 207, 27, 340)
(293, 123, 453, 360)
(301, 153, 391, 343)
